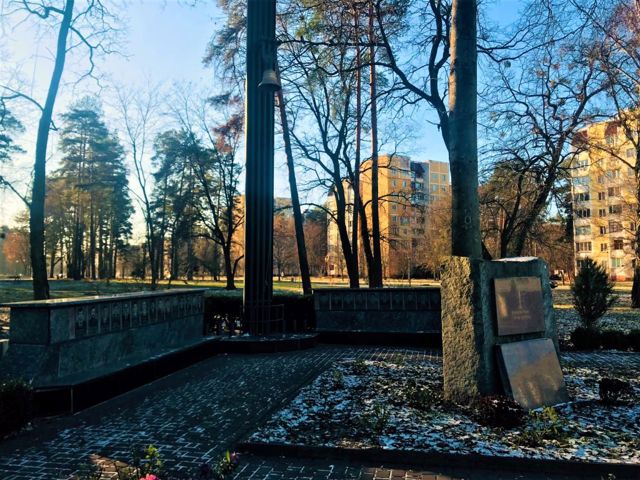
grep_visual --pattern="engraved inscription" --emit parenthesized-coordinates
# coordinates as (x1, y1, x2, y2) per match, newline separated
(494, 277, 545, 336)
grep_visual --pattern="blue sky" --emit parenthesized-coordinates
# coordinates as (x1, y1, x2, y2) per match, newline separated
(0, 0, 522, 233)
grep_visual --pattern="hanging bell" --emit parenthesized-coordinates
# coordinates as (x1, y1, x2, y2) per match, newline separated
(258, 68, 281, 92)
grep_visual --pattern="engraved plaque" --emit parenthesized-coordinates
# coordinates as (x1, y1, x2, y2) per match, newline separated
(354, 292, 366, 310)
(100, 304, 111, 333)
(343, 293, 355, 310)
(494, 277, 545, 336)
(75, 307, 87, 338)
(88, 307, 99, 336)
(497, 338, 568, 409)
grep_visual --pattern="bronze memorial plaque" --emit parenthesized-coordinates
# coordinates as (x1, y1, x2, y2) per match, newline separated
(494, 276, 545, 336)
(497, 338, 568, 409)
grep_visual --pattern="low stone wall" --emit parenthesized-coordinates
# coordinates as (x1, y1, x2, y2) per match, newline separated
(314, 288, 441, 334)
(0, 289, 206, 387)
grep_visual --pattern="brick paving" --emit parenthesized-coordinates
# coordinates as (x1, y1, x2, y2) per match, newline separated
(231, 454, 592, 480)
(0, 345, 636, 480)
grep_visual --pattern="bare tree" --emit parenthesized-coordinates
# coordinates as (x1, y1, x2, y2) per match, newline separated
(114, 84, 164, 289)
(1, 0, 120, 298)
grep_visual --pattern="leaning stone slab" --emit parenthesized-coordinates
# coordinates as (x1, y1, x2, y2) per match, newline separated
(497, 338, 568, 409)
(441, 256, 557, 403)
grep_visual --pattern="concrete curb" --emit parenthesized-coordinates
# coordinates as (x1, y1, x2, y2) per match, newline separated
(238, 441, 640, 479)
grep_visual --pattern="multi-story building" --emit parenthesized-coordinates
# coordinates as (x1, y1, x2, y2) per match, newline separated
(571, 120, 638, 280)
(326, 154, 450, 278)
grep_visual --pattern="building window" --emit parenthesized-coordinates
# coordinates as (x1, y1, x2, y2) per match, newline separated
(574, 192, 590, 202)
(609, 204, 622, 214)
(606, 135, 615, 145)
(575, 226, 591, 235)
(609, 221, 622, 233)
(389, 226, 399, 235)
(598, 208, 606, 217)
(601, 243, 608, 252)
(392, 180, 397, 187)
(627, 148, 635, 159)
(400, 217, 410, 225)
(577, 259, 591, 269)
(576, 242, 592, 252)
(606, 169, 621, 179)
(597, 175, 605, 184)
(631, 223, 636, 232)
(612, 258, 623, 268)
(608, 187, 621, 197)
(575, 158, 589, 168)
(598, 192, 606, 200)
(600, 226, 607, 234)
(613, 239, 624, 250)
(575, 208, 591, 218)
(574, 176, 590, 186)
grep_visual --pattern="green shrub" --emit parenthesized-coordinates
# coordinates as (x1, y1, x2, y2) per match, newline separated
(571, 327, 601, 350)
(599, 378, 634, 405)
(600, 329, 630, 351)
(519, 407, 569, 447)
(203, 291, 314, 335)
(0, 379, 33, 437)
(475, 395, 525, 429)
(571, 327, 640, 351)
(571, 259, 615, 331)
(571, 326, 602, 350)
(359, 402, 390, 437)
(628, 330, 640, 352)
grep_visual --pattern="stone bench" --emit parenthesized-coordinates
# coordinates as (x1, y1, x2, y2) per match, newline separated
(0, 289, 206, 388)
(314, 288, 441, 341)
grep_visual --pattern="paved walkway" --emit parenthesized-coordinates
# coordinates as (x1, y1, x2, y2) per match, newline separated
(0, 345, 636, 480)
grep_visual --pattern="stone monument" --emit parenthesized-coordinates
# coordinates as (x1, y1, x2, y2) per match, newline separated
(441, 256, 567, 408)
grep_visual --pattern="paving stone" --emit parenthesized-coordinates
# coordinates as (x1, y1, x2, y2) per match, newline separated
(0, 345, 632, 480)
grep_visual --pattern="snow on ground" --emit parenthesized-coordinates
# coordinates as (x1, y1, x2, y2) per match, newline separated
(251, 359, 640, 464)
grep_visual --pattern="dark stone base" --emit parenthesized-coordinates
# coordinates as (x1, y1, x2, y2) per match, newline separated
(32, 334, 319, 416)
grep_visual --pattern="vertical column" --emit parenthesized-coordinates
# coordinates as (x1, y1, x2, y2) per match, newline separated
(243, 0, 276, 335)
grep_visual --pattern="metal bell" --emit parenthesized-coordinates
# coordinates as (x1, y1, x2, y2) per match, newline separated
(258, 68, 281, 92)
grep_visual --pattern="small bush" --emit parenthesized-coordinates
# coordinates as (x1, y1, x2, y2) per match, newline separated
(351, 359, 369, 375)
(599, 378, 634, 405)
(0, 379, 33, 437)
(404, 378, 441, 410)
(475, 395, 525, 429)
(571, 326, 602, 350)
(571, 258, 615, 331)
(359, 402, 390, 437)
(628, 330, 640, 352)
(571, 327, 640, 351)
(519, 407, 569, 447)
(600, 330, 630, 351)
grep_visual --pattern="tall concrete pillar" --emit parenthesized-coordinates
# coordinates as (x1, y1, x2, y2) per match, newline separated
(243, 0, 276, 335)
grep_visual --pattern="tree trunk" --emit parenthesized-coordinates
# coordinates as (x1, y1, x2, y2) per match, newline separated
(368, 0, 383, 287)
(223, 245, 236, 290)
(632, 166, 640, 307)
(276, 81, 313, 295)
(30, 0, 74, 299)
(448, 0, 481, 258)
(352, 7, 362, 283)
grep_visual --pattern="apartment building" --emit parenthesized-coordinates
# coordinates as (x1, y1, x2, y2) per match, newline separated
(571, 120, 638, 281)
(326, 154, 450, 278)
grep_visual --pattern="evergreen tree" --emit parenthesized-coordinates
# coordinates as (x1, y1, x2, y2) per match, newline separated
(53, 97, 132, 279)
